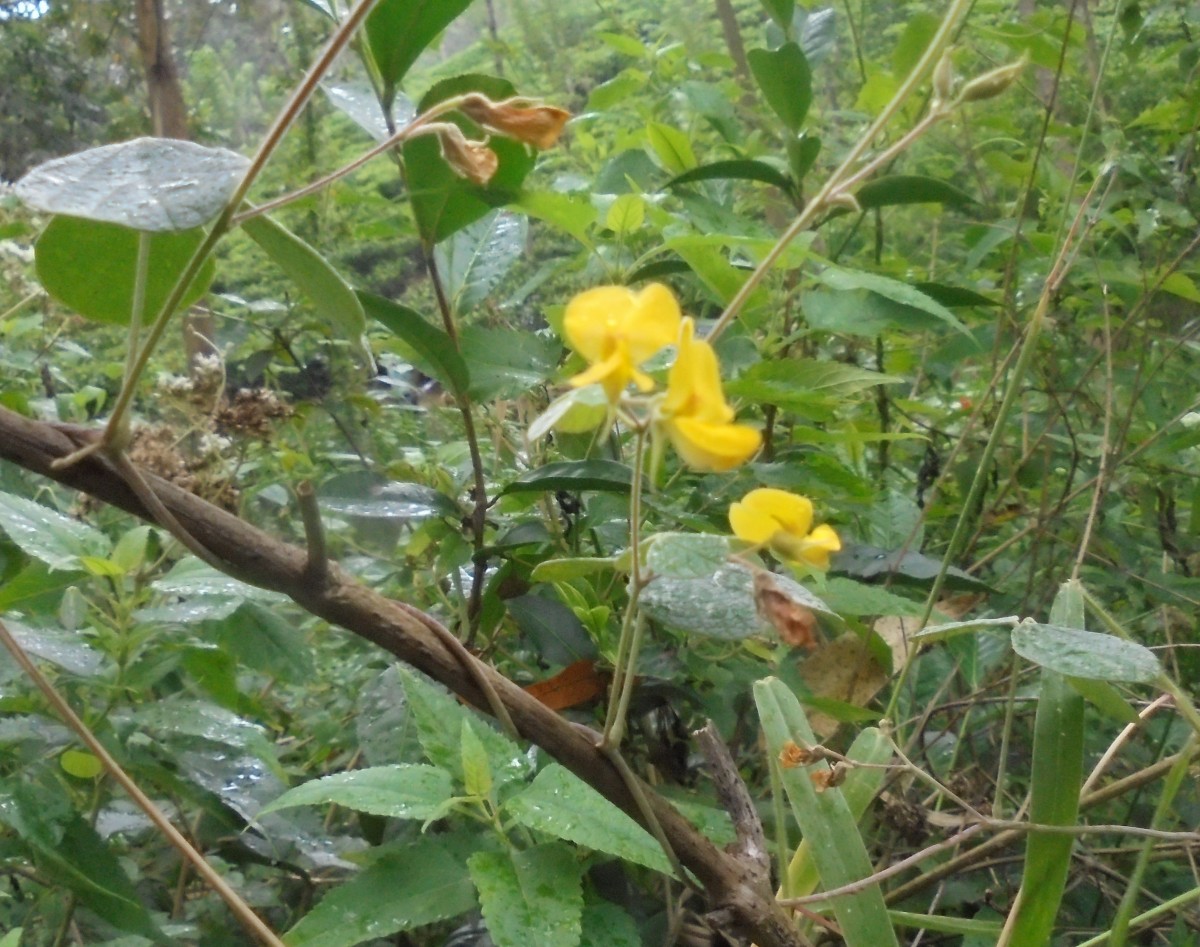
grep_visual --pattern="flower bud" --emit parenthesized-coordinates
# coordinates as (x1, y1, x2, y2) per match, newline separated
(459, 94, 571, 150)
(931, 48, 956, 107)
(959, 53, 1028, 103)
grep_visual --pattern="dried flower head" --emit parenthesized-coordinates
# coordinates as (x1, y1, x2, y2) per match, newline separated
(435, 124, 499, 185)
(459, 94, 570, 150)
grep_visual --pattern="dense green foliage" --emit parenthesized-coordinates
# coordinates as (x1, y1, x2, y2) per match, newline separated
(1, 0, 1199, 945)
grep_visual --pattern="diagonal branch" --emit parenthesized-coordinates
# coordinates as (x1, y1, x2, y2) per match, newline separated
(0, 404, 802, 947)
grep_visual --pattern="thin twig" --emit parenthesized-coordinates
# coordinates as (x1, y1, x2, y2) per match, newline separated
(296, 480, 328, 588)
(0, 619, 285, 947)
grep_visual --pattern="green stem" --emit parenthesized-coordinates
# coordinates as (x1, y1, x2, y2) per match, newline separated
(705, 0, 971, 343)
(97, 0, 384, 452)
(601, 426, 648, 748)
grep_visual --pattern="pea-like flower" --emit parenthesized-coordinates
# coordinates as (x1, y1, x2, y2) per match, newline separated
(656, 318, 761, 471)
(562, 283, 682, 401)
(729, 488, 841, 570)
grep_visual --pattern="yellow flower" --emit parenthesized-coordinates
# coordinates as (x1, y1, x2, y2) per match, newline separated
(729, 488, 841, 570)
(562, 283, 682, 401)
(656, 318, 761, 471)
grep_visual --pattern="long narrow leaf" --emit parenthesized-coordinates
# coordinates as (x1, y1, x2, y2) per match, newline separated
(754, 678, 899, 947)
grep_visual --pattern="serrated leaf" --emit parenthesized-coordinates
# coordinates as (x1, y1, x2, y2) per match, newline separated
(34, 217, 215, 326)
(645, 532, 730, 580)
(468, 844, 583, 947)
(241, 214, 366, 355)
(365, 0, 475, 94)
(434, 210, 527, 314)
(747, 43, 812, 132)
(260, 764, 454, 820)
(1011, 622, 1160, 682)
(504, 764, 670, 872)
(0, 490, 110, 570)
(856, 175, 977, 210)
(501, 460, 633, 496)
(16, 138, 248, 231)
(664, 159, 793, 193)
(0, 620, 106, 677)
(397, 668, 531, 789)
(580, 902, 641, 947)
(360, 291, 470, 398)
(205, 602, 314, 682)
(284, 835, 478, 947)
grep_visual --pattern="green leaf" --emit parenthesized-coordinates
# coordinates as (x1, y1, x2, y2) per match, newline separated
(757, 0, 794, 31)
(529, 557, 619, 583)
(0, 490, 110, 570)
(460, 325, 560, 400)
(856, 175, 977, 210)
(260, 764, 454, 820)
(754, 679, 899, 947)
(461, 721, 494, 798)
(664, 159, 793, 193)
(505, 764, 669, 872)
(586, 69, 648, 111)
(832, 543, 990, 592)
(434, 210, 527, 315)
(283, 835, 478, 947)
(322, 79, 414, 143)
(911, 281, 1000, 308)
(241, 214, 366, 354)
(1010, 622, 1160, 682)
(0, 780, 164, 942)
(787, 134, 821, 181)
(397, 668, 531, 789)
(468, 844, 583, 947)
(1, 619, 106, 677)
(16, 137, 248, 231)
(0, 562, 86, 614)
(1066, 677, 1140, 725)
(512, 191, 596, 245)
(819, 577, 924, 617)
(646, 122, 697, 174)
(748, 43, 813, 132)
(0, 929, 22, 947)
(34, 217, 215, 326)
(641, 560, 840, 640)
(646, 532, 730, 580)
(604, 193, 645, 233)
(404, 127, 534, 245)
(506, 594, 595, 665)
(814, 268, 968, 335)
(360, 291, 470, 397)
(1005, 669, 1084, 946)
(365, 0, 475, 95)
(502, 460, 632, 497)
(580, 901, 641, 947)
(726, 358, 902, 414)
(205, 602, 315, 683)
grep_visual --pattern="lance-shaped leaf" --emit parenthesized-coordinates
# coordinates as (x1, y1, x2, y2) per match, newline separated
(366, 0, 475, 97)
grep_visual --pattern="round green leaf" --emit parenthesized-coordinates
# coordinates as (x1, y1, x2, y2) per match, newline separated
(35, 216, 215, 326)
(16, 138, 248, 232)
(1011, 622, 1160, 683)
(60, 750, 103, 779)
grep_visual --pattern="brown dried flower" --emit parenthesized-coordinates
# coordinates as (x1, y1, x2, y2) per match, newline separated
(435, 124, 499, 185)
(778, 740, 814, 769)
(459, 94, 570, 150)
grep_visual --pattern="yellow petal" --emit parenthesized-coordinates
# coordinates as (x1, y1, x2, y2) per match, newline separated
(742, 488, 814, 538)
(665, 416, 761, 472)
(622, 283, 683, 364)
(772, 522, 841, 571)
(568, 348, 632, 401)
(662, 319, 734, 422)
(729, 501, 779, 545)
(563, 286, 632, 362)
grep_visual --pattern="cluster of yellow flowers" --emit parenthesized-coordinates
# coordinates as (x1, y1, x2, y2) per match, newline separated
(556, 283, 841, 571)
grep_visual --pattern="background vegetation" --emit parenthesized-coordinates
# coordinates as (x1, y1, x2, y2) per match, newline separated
(0, 0, 1198, 944)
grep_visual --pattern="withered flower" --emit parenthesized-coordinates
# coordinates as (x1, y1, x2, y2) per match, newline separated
(459, 94, 570, 150)
(435, 124, 498, 185)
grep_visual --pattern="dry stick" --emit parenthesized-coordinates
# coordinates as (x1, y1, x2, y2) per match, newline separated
(1081, 695, 1172, 797)
(295, 480, 328, 588)
(0, 618, 286, 947)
